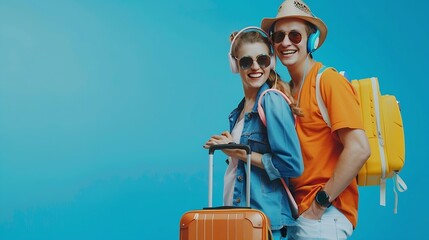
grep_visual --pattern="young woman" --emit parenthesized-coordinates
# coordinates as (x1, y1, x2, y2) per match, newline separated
(203, 27, 303, 239)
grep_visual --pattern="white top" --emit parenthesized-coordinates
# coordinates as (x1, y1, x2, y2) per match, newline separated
(223, 118, 244, 206)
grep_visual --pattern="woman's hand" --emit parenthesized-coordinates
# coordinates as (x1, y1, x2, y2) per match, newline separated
(203, 132, 240, 157)
(203, 132, 263, 168)
(203, 131, 233, 149)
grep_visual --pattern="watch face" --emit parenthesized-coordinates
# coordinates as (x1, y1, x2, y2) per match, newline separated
(316, 190, 330, 207)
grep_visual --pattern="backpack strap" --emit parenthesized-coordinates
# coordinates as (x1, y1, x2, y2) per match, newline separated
(280, 178, 299, 219)
(392, 173, 408, 214)
(257, 88, 299, 219)
(315, 66, 338, 127)
(369, 77, 388, 208)
(257, 88, 295, 126)
(369, 79, 408, 213)
(315, 66, 348, 127)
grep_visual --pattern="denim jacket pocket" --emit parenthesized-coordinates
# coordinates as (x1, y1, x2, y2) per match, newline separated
(247, 131, 268, 154)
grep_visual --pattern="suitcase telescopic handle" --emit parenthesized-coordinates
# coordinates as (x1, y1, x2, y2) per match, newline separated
(208, 144, 252, 208)
(209, 144, 251, 155)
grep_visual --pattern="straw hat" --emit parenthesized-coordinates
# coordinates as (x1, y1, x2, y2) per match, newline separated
(261, 0, 328, 48)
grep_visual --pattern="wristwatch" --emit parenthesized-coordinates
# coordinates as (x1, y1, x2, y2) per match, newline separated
(315, 190, 332, 208)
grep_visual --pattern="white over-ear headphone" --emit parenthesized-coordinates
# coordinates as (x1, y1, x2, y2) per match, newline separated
(228, 26, 276, 73)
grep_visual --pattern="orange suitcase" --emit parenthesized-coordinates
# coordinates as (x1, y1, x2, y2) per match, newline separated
(179, 144, 272, 240)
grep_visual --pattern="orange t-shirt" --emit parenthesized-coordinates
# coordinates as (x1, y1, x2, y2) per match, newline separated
(291, 62, 363, 228)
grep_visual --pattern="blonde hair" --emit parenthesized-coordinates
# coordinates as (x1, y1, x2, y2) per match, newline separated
(230, 30, 303, 116)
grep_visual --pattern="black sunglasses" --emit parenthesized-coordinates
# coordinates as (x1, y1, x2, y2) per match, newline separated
(237, 54, 271, 70)
(271, 30, 302, 44)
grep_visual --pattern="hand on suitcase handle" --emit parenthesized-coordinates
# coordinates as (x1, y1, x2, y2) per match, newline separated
(203, 131, 234, 150)
(208, 143, 251, 155)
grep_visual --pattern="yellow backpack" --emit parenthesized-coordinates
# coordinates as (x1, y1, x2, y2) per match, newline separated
(316, 66, 407, 213)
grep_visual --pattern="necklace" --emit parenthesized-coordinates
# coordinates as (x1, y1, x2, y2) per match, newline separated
(296, 55, 312, 107)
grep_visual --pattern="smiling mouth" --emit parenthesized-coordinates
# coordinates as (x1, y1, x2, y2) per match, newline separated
(281, 49, 297, 56)
(248, 72, 263, 78)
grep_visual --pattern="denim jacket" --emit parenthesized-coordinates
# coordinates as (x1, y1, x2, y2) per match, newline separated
(228, 83, 303, 229)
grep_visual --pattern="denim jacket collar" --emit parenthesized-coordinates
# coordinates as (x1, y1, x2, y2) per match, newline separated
(229, 83, 270, 124)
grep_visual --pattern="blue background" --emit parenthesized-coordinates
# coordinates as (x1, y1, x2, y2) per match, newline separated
(0, 0, 426, 239)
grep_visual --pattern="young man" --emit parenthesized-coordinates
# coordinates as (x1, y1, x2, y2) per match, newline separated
(261, 0, 370, 239)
